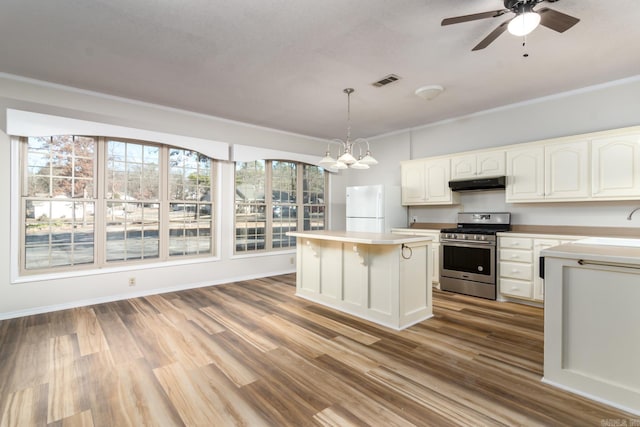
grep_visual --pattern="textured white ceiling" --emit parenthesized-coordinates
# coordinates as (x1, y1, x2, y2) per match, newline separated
(1, 0, 639, 140)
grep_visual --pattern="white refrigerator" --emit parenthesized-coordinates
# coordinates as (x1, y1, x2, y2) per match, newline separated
(346, 185, 407, 233)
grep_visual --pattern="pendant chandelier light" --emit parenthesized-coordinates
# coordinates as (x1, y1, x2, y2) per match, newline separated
(318, 88, 377, 170)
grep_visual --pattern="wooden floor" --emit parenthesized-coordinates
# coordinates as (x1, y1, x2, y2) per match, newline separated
(0, 274, 634, 426)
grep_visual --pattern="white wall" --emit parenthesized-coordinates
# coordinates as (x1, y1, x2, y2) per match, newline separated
(368, 76, 640, 228)
(0, 75, 325, 319)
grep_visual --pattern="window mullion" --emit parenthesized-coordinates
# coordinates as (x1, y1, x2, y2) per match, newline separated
(159, 145, 169, 259)
(265, 160, 273, 250)
(95, 137, 106, 266)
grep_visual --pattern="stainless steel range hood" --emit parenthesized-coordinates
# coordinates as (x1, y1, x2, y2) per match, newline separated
(449, 176, 506, 192)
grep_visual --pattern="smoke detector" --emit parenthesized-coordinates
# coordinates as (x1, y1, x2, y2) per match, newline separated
(415, 85, 444, 101)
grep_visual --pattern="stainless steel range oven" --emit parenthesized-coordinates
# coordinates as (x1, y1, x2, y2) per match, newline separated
(440, 212, 511, 300)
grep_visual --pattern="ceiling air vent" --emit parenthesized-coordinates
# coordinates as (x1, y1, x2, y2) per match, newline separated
(372, 74, 401, 87)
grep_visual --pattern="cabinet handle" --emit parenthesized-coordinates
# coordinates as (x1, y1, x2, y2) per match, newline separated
(511, 269, 519, 273)
(512, 242, 520, 246)
(511, 254, 519, 259)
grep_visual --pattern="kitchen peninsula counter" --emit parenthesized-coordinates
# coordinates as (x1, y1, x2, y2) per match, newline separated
(287, 230, 433, 330)
(541, 239, 640, 415)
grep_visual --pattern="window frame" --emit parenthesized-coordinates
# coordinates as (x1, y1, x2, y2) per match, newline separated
(17, 135, 218, 276)
(234, 159, 328, 254)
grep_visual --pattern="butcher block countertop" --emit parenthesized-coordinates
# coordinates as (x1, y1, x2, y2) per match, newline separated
(410, 223, 640, 238)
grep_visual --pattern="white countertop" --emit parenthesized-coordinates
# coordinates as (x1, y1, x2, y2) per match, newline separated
(541, 240, 640, 266)
(287, 230, 433, 245)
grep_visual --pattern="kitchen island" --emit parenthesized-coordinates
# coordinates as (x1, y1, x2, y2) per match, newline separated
(287, 230, 433, 330)
(542, 238, 640, 416)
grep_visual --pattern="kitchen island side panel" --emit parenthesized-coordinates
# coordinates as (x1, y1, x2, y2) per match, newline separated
(293, 233, 432, 330)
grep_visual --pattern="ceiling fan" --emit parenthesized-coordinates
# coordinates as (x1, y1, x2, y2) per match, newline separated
(441, 0, 580, 51)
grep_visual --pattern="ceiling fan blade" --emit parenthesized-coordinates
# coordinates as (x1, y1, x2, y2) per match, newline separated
(537, 7, 580, 33)
(472, 20, 510, 51)
(441, 9, 508, 26)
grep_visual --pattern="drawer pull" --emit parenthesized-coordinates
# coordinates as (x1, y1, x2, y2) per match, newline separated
(511, 254, 519, 259)
(511, 269, 519, 273)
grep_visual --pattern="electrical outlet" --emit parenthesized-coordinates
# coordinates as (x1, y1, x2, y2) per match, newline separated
(411, 216, 418, 223)
(128, 277, 136, 286)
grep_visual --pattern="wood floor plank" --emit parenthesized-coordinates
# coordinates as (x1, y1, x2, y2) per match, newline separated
(199, 306, 278, 353)
(0, 387, 38, 427)
(74, 308, 109, 357)
(175, 320, 259, 386)
(47, 335, 87, 424)
(154, 362, 259, 426)
(109, 358, 184, 427)
(167, 298, 226, 335)
(0, 273, 636, 426)
(93, 311, 143, 365)
(57, 409, 95, 427)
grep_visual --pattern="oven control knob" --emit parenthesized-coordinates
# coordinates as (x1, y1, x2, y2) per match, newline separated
(460, 235, 466, 240)
(473, 235, 479, 240)
(479, 235, 486, 241)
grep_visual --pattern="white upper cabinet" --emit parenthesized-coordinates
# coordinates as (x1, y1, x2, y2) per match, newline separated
(506, 146, 545, 202)
(451, 150, 505, 181)
(591, 132, 640, 199)
(401, 160, 427, 204)
(507, 141, 589, 202)
(404, 126, 640, 205)
(544, 140, 590, 200)
(401, 158, 459, 205)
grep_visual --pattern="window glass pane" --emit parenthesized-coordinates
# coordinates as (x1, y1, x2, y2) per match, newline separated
(271, 161, 297, 249)
(107, 139, 160, 203)
(169, 203, 212, 256)
(26, 136, 95, 198)
(303, 165, 326, 231)
(106, 202, 159, 261)
(168, 149, 214, 258)
(235, 161, 266, 252)
(24, 200, 95, 270)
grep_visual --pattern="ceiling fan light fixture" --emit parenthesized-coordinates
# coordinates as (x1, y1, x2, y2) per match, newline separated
(508, 10, 541, 36)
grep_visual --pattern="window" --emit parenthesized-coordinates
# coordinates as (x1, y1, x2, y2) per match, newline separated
(23, 136, 96, 270)
(168, 148, 213, 256)
(20, 135, 216, 274)
(234, 160, 326, 253)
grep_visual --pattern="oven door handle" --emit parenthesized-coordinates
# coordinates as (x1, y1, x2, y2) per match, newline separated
(441, 240, 495, 246)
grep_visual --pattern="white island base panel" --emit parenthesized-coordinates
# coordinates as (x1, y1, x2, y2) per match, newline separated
(292, 233, 433, 330)
(542, 244, 640, 416)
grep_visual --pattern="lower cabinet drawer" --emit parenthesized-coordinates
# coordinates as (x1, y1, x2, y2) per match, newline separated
(499, 261, 533, 281)
(500, 248, 533, 263)
(500, 278, 533, 299)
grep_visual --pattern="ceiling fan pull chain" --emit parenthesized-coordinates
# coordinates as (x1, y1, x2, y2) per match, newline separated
(522, 35, 529, 57)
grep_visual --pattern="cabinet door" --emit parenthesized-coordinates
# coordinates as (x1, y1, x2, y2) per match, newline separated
(450, 154, 477, 180)
(401, 161, 426, 204)
(506, 146, 545, 202)
(592, 133, 640, 198)
(477, 151, 505, 177)
(425, 158, 453, 203)
(545, 141, 590, 200)
(533, 239, 559, 301)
